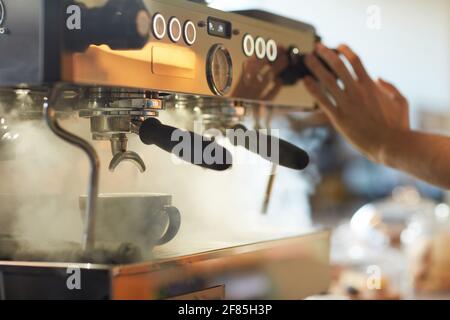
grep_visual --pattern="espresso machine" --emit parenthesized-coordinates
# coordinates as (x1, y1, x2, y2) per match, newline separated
(0, 0, 330, 299)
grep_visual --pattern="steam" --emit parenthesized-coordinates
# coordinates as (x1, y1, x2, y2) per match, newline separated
(0, 101, 318, 262)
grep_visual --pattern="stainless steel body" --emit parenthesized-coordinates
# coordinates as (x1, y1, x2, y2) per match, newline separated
(0, 0, 330, 300)
(0, 231, 330, 300)
(0, 0, 316, 109)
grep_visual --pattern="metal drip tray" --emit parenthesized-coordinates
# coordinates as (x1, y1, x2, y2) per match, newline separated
(0, 234, 142, 265)
(0, 230, 331, 300)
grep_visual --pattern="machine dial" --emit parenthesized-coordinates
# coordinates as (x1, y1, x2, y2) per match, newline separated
(184, 20, 197, 45)
(206, 44, 233, 96)
(266, 39, 278, 62)
(168, 17, 182, 42)
(243, 34, 255, 57)
(255, 37, 266, 60)
(0, 0, 5, 26)
(153, 13, 166, 39)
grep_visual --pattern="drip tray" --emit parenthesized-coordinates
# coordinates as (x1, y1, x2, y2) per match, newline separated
(0, 231, 331, 299)
(0, 235, 142, 264)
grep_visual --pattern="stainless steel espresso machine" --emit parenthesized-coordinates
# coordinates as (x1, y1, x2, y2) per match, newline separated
(0, 0, 330, 299)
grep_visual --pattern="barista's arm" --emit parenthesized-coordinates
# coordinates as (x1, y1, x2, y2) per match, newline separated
(303, 43, 450, 189)
(381, 130, 450, 189)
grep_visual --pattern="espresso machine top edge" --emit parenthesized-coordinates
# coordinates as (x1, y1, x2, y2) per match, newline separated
(0, 0, 318, 109)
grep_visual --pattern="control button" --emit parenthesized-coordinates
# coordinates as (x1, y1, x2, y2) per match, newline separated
(184, 20, 197, 46)
(291, 47, 300, 55)
(255, 37, 266, 60)
(279, 46, 308, 85)
(136, 10, 152, 38)
(152, 13, 166, 40)
(242, 34, 255, 57)
(168, 17, 182, 42)
(266, 39, 278, 62)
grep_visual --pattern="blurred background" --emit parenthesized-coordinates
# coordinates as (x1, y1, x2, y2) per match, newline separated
(207, 0, 450, 299)
(209, 0, 450, 206)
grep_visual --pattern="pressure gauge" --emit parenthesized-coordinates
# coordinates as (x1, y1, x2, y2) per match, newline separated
(206, 44, 233, 96)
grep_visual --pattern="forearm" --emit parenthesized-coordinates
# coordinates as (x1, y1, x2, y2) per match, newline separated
(380, 129, 450, 189)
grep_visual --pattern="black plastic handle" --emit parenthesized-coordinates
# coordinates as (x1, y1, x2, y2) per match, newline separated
(230, 124, 309, 170)
(279, 47, 338, 85)
(65, 0, 151, 52)
(139, 118, 232, 171)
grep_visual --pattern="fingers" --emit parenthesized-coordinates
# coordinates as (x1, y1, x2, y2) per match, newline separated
(303, 76, 337, 119)
(337, 44, 372, 84)
(271, 46, 289, 75)
(304, 54, 344, 104)
(315, 43, 357, 93)
(263, 79, 283, 101)
(377, 78, 408, 103)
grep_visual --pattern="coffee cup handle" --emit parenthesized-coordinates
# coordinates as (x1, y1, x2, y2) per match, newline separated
(156, 205, 181, 246)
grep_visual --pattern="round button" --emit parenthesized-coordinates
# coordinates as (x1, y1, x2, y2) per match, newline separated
(184, 20, 197, 46)
(168, 17, 182, 42)
(266, 39, 278, 62)
(152, 13, 166, 40)
(242, 34, 255, 57)
(255, 37, 266, 60)
(136, 10, 151, 38)
(290, 47, 300, 56)
(207, 44, 233, 96)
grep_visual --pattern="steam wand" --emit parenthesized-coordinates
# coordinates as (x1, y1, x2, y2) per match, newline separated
(44, 84, 100, 252)
(261, 106, 277, 215)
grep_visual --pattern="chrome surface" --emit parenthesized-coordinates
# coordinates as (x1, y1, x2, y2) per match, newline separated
(0, 260, 110, 270)
(62, 0, 316, 109)
(0, 116, 19, 161)
(0, 230, 331, 300)
(113, 230, 332, 299)
(44, 85, 100, 252)
(91, 116, 132, 135)
(109, 151, 147, 173)
(79, 89, 164, 172)
(109, 133, 146, 172)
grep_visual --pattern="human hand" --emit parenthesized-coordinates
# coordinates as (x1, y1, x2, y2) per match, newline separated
(303, 43, 410, 163)
(233, 46, 288, 100)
